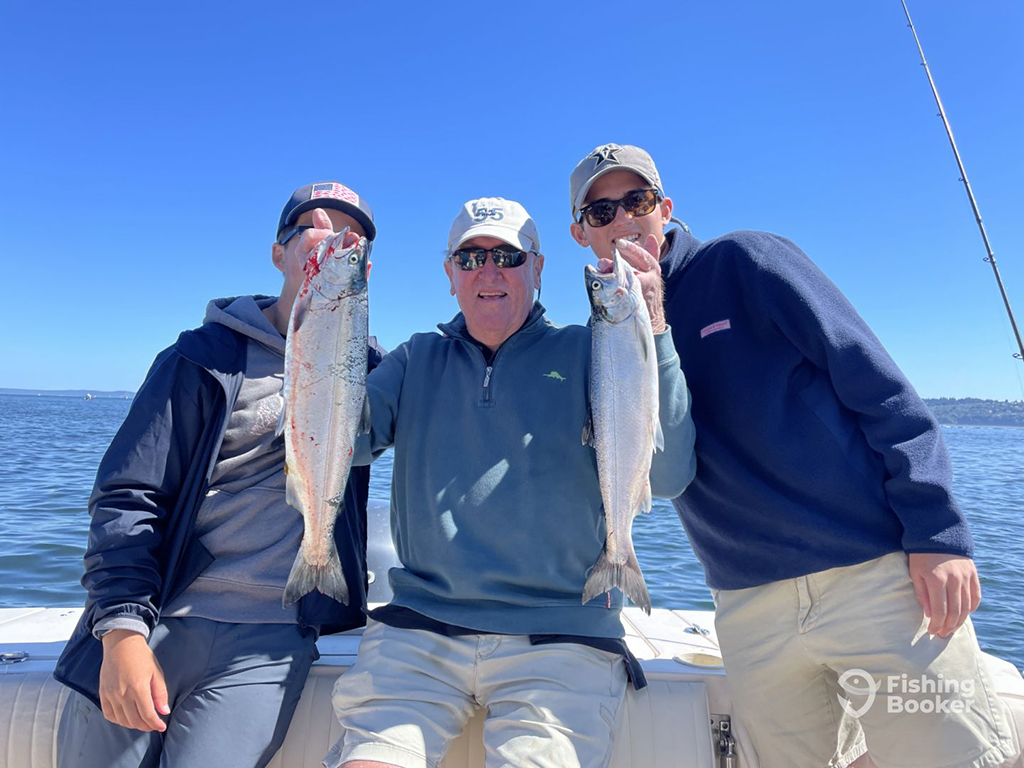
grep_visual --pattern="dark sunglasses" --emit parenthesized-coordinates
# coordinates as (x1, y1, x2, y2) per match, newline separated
(449, 246, 531, 271)
(277, 224, 312, 246)
(578, 188, 661, 228)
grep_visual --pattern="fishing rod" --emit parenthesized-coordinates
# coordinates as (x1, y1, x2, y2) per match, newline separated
(900, 0, 1024, 363)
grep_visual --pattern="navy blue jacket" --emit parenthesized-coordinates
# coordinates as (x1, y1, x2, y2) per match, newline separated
(54, 319, 384, 706)
(661, 229, 973, 590)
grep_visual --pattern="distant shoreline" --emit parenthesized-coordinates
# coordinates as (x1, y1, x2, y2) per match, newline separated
(3, 391, 1022, 427)
(1, 389, 134, 400)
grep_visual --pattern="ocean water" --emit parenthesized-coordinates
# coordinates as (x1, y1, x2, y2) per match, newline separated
(0, 394, 1021, 670)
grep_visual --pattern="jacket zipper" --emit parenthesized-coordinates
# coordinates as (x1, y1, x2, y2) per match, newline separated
(482, 365, 493, 402)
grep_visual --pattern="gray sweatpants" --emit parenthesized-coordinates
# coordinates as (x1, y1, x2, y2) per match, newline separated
(57, 617, 318, 768)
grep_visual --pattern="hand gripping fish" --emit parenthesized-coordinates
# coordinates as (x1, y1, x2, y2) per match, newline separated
(582, 247, 663, 615)
(278, 228, 370, 606)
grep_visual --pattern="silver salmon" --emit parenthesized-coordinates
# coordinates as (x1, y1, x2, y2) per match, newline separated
(279, 229, 370, 606)
(582, 247, 662, 614)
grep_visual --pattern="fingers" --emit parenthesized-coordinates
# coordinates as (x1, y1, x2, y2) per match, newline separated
(925, 574, 948, 636)
(969, 570, 982, 612)
(615, 238, 660, 273)
(296, 208, 336, 254)
(133, 686, 167, 732)
(152, 668, 170, 717)
(341, 229, 360, 249)
(643, 233, 660, 259)
(911, 570, 931, 619)
(941, 580, 963, 637)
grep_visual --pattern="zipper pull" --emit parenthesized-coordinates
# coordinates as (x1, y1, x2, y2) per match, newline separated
(483, 366, 492, 388)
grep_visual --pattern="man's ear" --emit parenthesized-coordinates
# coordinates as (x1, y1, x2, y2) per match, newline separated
(271, 242, 285, 273)
(659, 196, 674, 228)
(533, 253, 545, 288)
(366, 260, 373, 279)
(443, 258, 455, 296)
(570, 222, 589, 248)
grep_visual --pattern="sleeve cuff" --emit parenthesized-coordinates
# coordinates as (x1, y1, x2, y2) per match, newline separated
(653, 326, 680, 367)
(92, 615, 151, 641)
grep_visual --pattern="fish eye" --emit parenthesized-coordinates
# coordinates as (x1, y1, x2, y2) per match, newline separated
(348, 253, 359, 265)
(591, 280, 602, 291)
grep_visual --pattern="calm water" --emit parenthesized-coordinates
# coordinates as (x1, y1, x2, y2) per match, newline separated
(1, 394, 1021, 669)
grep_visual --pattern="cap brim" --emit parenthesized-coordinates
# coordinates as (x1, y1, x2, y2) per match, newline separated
(452, 223, 537, 252)
(282, 199, 376, 242)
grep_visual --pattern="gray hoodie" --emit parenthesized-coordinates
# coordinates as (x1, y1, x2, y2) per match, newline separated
(161, 295, 301, 624)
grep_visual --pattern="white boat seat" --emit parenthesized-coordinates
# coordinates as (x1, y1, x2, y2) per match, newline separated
(0, 666, 715, 768)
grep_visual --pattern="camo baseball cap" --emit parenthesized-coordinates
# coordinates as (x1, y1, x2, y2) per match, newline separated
(570, 143, 665, 219)
(278, 181, 376, 242)
(447, 197, 541, 253)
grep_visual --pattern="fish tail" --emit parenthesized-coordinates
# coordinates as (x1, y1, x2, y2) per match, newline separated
(281, 540, 350, 607)
(582, 547, 651, 615)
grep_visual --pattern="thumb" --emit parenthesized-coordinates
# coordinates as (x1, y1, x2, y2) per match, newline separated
(311, 208, 334, 232)
(151, 669, 170, 716)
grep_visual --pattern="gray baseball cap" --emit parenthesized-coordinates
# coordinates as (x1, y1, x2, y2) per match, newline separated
(570, 143, 665, 219)
(447, 197, 541, 253)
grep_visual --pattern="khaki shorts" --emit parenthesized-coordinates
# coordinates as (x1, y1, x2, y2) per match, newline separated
(714, 552, 1018, 768)
(325, 620, 627, 768)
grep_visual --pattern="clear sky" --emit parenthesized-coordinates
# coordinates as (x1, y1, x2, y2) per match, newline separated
(2, 2, 1022, 400)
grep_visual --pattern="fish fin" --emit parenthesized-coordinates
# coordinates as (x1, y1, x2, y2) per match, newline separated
(582, 547, 651, 615)
(359, 395, 372, 435)
(284, 470, 301, 510)
(582, 407, 595, 447)
(653, 416, 665, 452)
(281, 538, 350, 607)
(635, 318, 651, 363)
(641, 480, 653, 514)
(275, 396, 288, 438)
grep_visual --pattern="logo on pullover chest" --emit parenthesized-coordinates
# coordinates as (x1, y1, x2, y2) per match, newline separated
(700, 319, 731, 339)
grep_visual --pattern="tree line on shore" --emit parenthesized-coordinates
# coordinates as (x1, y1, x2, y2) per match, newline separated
(924, 398, 1024, 427)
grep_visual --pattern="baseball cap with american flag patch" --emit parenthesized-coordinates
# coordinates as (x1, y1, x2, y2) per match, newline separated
(277, 181, 376, 241)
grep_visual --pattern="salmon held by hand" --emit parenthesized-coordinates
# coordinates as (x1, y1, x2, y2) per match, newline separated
(582, 245, 662, 614)
(278, 226, 370, 607)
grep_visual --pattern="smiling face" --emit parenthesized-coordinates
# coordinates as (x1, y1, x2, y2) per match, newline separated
(570, 170, 673, 262)
(444, 235, 544, 353)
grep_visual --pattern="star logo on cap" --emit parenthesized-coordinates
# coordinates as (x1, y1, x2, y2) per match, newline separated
(589, 144, 621, 166)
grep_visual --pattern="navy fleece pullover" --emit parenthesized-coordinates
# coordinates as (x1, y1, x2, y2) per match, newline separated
(660, 229, 973, 590)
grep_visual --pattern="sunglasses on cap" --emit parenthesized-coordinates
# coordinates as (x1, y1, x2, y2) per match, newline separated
(277, 224, 311, 246)
(449, 245, 532, 271)
(578, 188, 661, 228)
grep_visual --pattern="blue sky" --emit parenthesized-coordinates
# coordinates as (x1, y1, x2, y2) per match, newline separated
(2, 2, 1022, 399)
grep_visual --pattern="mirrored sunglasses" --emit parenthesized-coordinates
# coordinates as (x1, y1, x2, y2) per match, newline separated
(450, 246, 531, 271)
(579, 188, 661, 228)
